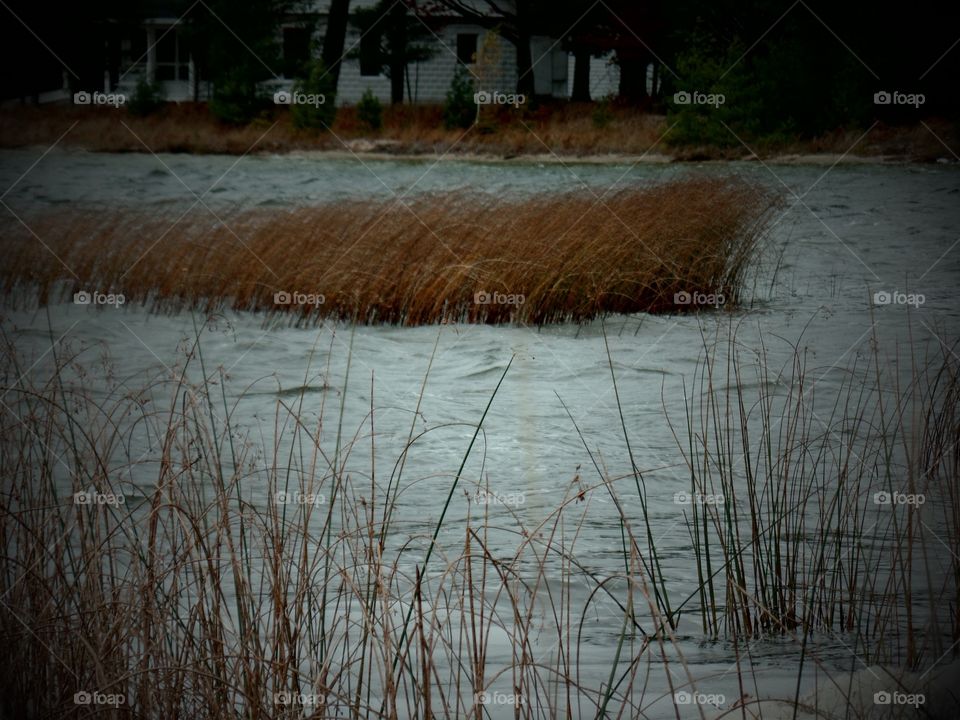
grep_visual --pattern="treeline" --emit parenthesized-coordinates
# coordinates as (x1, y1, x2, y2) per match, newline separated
(1, 0, 957, 141)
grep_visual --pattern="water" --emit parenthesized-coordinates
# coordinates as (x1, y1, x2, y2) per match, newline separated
(1, 148, 958, 717)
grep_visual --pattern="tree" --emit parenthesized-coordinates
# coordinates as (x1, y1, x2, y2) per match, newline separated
(578, 0, 663, 105)
(548, 1, 612, 103)
(185, 0, 293, 123)
(659, 0, 883, 138)
(443, 64, 475, 128)
(0, 0, 135, 100)
(290, 59, 337, 129)
(570, 48, 591, 102)
(321, 0, 352, 92)
(351, 0, 435, 104)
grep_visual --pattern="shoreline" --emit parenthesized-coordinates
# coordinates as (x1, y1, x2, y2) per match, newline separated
(1, 106, 956, 165)
(279, 148, 946, 165)
(2, 142, 950, 166)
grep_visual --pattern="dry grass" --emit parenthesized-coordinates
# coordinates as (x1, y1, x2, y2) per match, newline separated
(0, 178, 778, 325)
(0, 103, 668, 157)
(1, 103, 955, 159)
(0, 319, 956, 718)
(666, 324, 960, 667)
(0, 327, 672, 719)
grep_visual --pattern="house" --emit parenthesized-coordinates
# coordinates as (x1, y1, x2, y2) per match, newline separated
(1, 1, 629, 109)
(106, 1, 571, 107)
(111, 9, 202, 103)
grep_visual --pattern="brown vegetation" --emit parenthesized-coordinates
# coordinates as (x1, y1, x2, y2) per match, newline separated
(0, 103, 666, 156)
(0, 177, 778, 325)
(0, 103, 955, 159)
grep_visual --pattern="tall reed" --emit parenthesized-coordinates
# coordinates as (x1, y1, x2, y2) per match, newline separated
(0, 316, 956, 719)
(1, 178, 777, 325)
(665, 321, 960, 668)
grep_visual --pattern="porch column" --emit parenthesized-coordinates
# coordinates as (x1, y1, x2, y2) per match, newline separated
(146, 27, 156, 82)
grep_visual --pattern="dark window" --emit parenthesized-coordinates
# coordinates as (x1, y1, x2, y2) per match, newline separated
(359, 31, 381, 76)
(120, 29, 148, 74)
(157, 31, 176, 63)
(155, 28, 189, 82)
(456, 33, 477, 64)
(283, 27, 310, 76)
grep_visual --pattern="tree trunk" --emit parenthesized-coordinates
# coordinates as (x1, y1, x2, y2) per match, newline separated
(514, 0, 535, 97)
(571, 48, 591, 102)
(390, 61, 404, 104)
(321, 0, 351, 94)
(617, 53, 648, 104)
(388, 2, 406, 104)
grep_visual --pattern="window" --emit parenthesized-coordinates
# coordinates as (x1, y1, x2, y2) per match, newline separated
(456, 33, 477, 64)
(156, 28, 189, 82)
(359, 30, 381, 76)
(120, 30, 148, 74)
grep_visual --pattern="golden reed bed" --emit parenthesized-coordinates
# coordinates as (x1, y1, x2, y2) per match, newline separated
(1, 177, 777, 324)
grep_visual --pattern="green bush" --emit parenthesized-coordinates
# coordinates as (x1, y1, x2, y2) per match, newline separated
(664, 30, 872, 147)
(127, 75, 165, 117)
(592, 98, 613, 129)
(210, 66, 265, 125)
(664, 42, 760, 148)
(356, 89, 383, 131)
(443, 65, 475, 130)
(290, 59, 337, 130)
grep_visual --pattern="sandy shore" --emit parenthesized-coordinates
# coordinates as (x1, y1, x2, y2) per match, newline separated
(282, 146, 943, 165)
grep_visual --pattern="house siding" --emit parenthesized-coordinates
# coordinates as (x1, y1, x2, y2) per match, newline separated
(333, 25, 518, 106)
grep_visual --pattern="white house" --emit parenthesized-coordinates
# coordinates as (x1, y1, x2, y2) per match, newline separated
(104, 0, 571, 107)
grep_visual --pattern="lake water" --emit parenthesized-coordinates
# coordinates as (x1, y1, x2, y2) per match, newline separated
(2, 149, 958, 717)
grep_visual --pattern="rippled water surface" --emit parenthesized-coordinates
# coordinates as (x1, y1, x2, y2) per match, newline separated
(2, 149, 958, 717)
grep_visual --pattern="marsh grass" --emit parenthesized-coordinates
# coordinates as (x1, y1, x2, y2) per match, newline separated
(0, 178, 777, 325)
(1, 105, 956, 160)
(0, 315, 957, 719)
(0, 320, 663, 719)
(666, 323, 960, 668)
